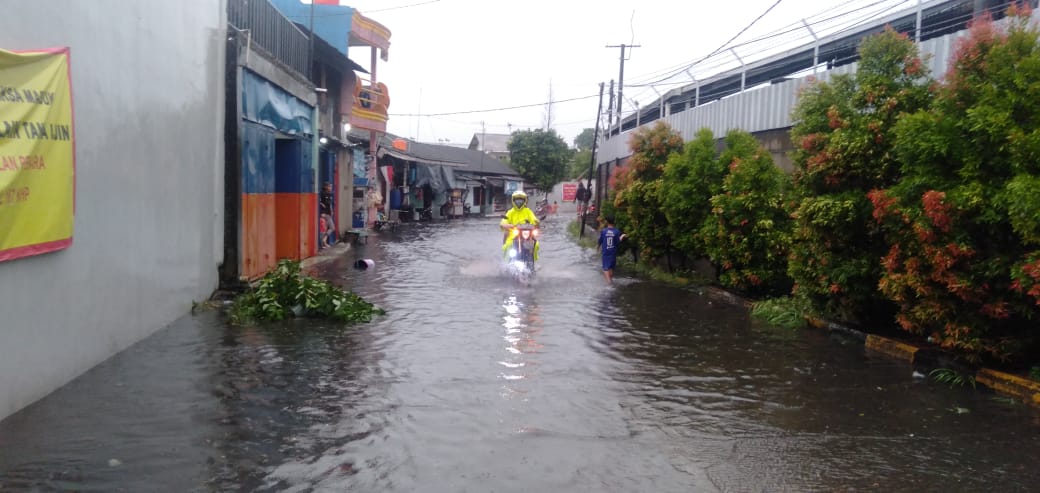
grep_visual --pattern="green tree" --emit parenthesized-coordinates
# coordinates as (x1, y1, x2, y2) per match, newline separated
(701, 130, 793, 295)
(872, 8, 1040, 362)
(507, 128, 571, 193)
(613, 121, 684, 264)
(570, 148, 592, 179)
(573, 128, 596, 151)
(788, 27, 935, 324)
(660, 128, 726, 256)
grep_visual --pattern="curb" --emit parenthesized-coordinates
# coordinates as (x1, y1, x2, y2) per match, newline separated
(707, 287, 1040, 408)
(300, 241, 352, 273)
(704, 286, 753, 309)
(864, 334, 920, 362)
(975, 368, 1040, 407)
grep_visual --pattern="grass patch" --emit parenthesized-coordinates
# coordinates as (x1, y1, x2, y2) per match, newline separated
(567, 220, 599, 249)
(750, 297, 808, 329)
(229, 259, 385, 325)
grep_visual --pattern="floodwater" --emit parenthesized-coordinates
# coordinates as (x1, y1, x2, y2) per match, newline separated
(2, 216, 1039, 492)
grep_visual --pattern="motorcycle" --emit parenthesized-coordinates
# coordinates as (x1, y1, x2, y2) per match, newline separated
(417, 206, 433, 222)
(505, 222, 540, 278)
(534, 199, 551, 217)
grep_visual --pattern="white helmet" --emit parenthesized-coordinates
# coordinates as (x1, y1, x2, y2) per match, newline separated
(511, 190, 528, 209)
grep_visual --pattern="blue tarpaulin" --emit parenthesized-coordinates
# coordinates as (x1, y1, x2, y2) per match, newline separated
(241, 70, 313, 136)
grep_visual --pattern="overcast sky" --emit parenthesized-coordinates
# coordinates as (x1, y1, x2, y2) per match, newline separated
(342, 0, 919, 147)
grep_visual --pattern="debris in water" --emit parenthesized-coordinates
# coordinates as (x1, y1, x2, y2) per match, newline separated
(108, 458, 122, 467)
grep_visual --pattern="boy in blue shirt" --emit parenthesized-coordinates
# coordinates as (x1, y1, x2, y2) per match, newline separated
(597, 216, 626, 283)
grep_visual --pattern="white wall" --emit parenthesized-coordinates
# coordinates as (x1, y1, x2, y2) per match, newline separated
(0, 1, 226, 420)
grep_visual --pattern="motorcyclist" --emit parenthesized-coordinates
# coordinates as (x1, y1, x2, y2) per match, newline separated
(500, 190, 541, 260)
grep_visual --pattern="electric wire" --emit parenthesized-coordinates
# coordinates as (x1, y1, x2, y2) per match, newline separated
(627, 0, 912, 92)
(388, 93, 600, 117)
(396, 0, 994, 124)
(624, 0, 909, 88)
(635, 0, 787, 88)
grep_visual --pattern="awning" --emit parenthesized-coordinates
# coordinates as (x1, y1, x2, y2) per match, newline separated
(350, 11, 391, 61)
(345, 56, 369, 74)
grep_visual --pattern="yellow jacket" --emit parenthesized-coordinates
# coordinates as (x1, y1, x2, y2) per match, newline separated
(501, 206, 540, 228)
(500, 206, 541, 259)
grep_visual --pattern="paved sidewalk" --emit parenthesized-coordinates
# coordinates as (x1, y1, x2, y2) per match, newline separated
(301, 240, 352, 273)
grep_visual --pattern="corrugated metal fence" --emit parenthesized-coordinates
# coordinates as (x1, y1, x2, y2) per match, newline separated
(228, 0, 309, 77)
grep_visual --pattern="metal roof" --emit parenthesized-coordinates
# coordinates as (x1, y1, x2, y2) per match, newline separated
(468, 133, 512, 153)
(352, 130, 520, 176)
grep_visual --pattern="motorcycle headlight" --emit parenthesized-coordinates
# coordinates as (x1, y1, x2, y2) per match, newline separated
(508, 248, 518, 258)
(532, 229, 540, 238)
(521, 230, 531, 239)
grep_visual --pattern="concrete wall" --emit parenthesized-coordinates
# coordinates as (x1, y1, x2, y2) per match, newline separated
(0, 1, 226, 420)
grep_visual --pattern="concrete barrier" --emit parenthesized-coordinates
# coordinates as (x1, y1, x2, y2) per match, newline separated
(864, 334, 920, 362)
(976, 368, 1040, 406)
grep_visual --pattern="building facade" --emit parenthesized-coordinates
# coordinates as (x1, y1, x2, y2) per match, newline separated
(0, 1, 226, 420)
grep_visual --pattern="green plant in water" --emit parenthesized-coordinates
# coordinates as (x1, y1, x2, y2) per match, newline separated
(229, 259, 385, 324)
(929, 368, 976, 389)
(750, 297, 808, 330)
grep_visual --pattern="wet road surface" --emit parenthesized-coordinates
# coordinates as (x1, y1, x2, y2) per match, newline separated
(2, 216, 1039, 492)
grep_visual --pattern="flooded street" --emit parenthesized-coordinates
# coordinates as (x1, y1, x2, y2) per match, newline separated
(2, 217, 1039, 492)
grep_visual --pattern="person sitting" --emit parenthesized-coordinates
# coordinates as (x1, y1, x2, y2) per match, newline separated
(500, 190, 541, 259)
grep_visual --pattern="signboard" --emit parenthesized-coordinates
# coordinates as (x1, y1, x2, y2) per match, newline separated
(562, 182, 577, 202)
(0, 47, 74, 262)
(348, 73, 389, 133)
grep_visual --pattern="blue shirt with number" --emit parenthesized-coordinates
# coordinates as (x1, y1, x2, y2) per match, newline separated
(599, 227, 621, 256)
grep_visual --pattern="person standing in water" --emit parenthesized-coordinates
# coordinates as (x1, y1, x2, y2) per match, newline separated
(598, 216, 626, 283)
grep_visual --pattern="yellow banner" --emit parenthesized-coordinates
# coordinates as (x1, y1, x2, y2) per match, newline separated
(0, 47, 74, 261)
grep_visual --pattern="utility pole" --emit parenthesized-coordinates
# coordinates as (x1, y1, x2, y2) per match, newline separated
(606, 43, 639, 123)
(580, 82, 605, 239)
(307, 2, 322, 234)
(606, 79, 615, 135)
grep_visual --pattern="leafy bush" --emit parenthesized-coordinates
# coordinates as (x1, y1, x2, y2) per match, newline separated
(660, 128, 727, 256)
(873, 9, 1040, 362)
(229, 259, 385, 324)
(701, 130, 793, 295)
(788, 27, 934, 323)
(614, 121, 684, 263)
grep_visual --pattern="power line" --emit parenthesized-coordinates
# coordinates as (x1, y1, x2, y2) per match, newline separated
(388, 94, 599, 117)
(367, 0, 441, 13)
(282, 0, 440, 19)
(631, 0, 787, 88)
(624, 0, 903, 88)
